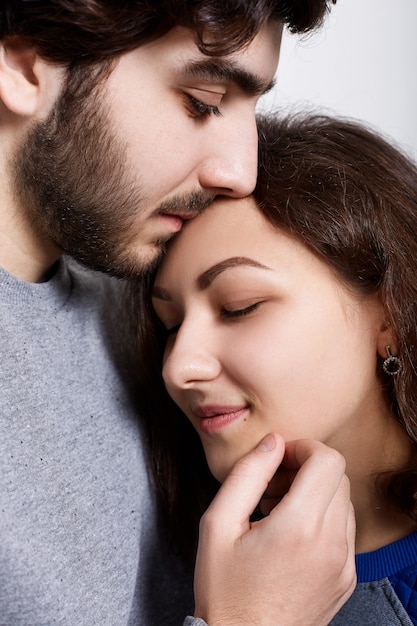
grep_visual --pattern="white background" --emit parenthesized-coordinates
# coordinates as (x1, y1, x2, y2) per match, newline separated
(258, 0, 417, 161)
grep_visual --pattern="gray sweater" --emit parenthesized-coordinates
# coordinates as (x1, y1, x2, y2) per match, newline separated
(0, 257, 195, 625)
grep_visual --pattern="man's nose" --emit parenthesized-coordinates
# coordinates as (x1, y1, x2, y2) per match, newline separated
(197, 114, 258, 198)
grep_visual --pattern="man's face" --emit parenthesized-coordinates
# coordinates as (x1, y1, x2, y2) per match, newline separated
(14, 24, 280, 278)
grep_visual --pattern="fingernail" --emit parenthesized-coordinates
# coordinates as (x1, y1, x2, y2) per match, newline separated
(257, 434, 276, 452)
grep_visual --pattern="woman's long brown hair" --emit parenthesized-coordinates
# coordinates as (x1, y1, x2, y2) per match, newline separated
(131, 113, 417, 563)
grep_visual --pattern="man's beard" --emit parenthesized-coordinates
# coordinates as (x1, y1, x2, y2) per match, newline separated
(12, 65, 210, 279)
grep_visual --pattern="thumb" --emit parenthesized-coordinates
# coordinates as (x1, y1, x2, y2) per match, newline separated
(202, 433, 285, 540)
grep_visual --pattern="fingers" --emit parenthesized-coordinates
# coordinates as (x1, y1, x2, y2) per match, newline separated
(201, 433, 285, 538)
(274, 439, 347, 515)
(345, 501, 357, 587)
(284, 438, 346, 469)
(194, 437, 356, 626)
(259, 466, 297, 514)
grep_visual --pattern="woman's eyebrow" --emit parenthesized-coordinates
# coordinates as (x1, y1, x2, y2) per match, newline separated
(152, 257, 272, 300)
(198, 257, 272, 289)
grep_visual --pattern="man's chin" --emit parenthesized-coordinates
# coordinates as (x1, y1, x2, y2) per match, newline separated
(117, 240, 167, 279)
(66, 235, 167, 279)
(137, 243, 167, 276)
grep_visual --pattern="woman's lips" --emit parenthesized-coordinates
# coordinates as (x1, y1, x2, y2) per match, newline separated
(194, 405, 248, 435)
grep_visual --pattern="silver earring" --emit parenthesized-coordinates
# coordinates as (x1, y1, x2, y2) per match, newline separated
(382, 345, 402, 376)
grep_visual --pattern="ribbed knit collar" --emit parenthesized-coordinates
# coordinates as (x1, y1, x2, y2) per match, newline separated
(356, 531, 417, 583)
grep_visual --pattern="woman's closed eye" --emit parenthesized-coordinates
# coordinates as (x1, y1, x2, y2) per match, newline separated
(154, 314, 181, 339)
(165, 322, 181, 336)
(221, 301, 263, 319)
(157, 302, 262, 339)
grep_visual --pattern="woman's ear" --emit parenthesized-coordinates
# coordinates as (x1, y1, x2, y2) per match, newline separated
(376, 318, 398, 360)
(0, 36, 61, 117)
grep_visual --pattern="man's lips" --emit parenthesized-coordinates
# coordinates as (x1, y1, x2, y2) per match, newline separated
(159, 213, 185, 232)
(159, 209, 203, 233)
(193, 405, 248, 434)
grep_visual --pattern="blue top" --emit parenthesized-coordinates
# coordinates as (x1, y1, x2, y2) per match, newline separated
(331, 531, 417, 625)
(356, 531, 417, 624)
(356, 531, 417, 583)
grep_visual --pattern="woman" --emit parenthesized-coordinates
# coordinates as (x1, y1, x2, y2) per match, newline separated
(134, 113, 417, 624)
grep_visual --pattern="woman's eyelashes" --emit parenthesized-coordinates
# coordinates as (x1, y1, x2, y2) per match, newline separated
(185, 94, 221, 118)
(221, 301, 263, 319)
(155, 315, 180, 337)
(166, 322, 181, 336)
(157, 301, 264, 335)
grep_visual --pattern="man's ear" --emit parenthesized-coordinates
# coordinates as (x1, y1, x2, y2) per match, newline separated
(0, 36, 48, 117)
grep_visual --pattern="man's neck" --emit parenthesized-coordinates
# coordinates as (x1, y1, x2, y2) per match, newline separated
(0, 204, 60, 282)
(0, 109, 62, 282)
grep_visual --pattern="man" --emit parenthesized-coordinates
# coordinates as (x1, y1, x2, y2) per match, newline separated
(0, 1, 355, 624)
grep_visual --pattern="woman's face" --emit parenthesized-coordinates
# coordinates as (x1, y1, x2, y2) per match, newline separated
(152, 197, 389, 481)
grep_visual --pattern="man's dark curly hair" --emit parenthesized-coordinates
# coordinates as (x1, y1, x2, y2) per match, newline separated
(0, 0, 336, 67)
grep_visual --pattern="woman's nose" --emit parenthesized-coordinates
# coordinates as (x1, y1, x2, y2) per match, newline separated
(162, 325, 221, 391)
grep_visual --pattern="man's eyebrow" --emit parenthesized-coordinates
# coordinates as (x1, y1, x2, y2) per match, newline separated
(198, 256, 272, 289)
(181, 59, 275, 97)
